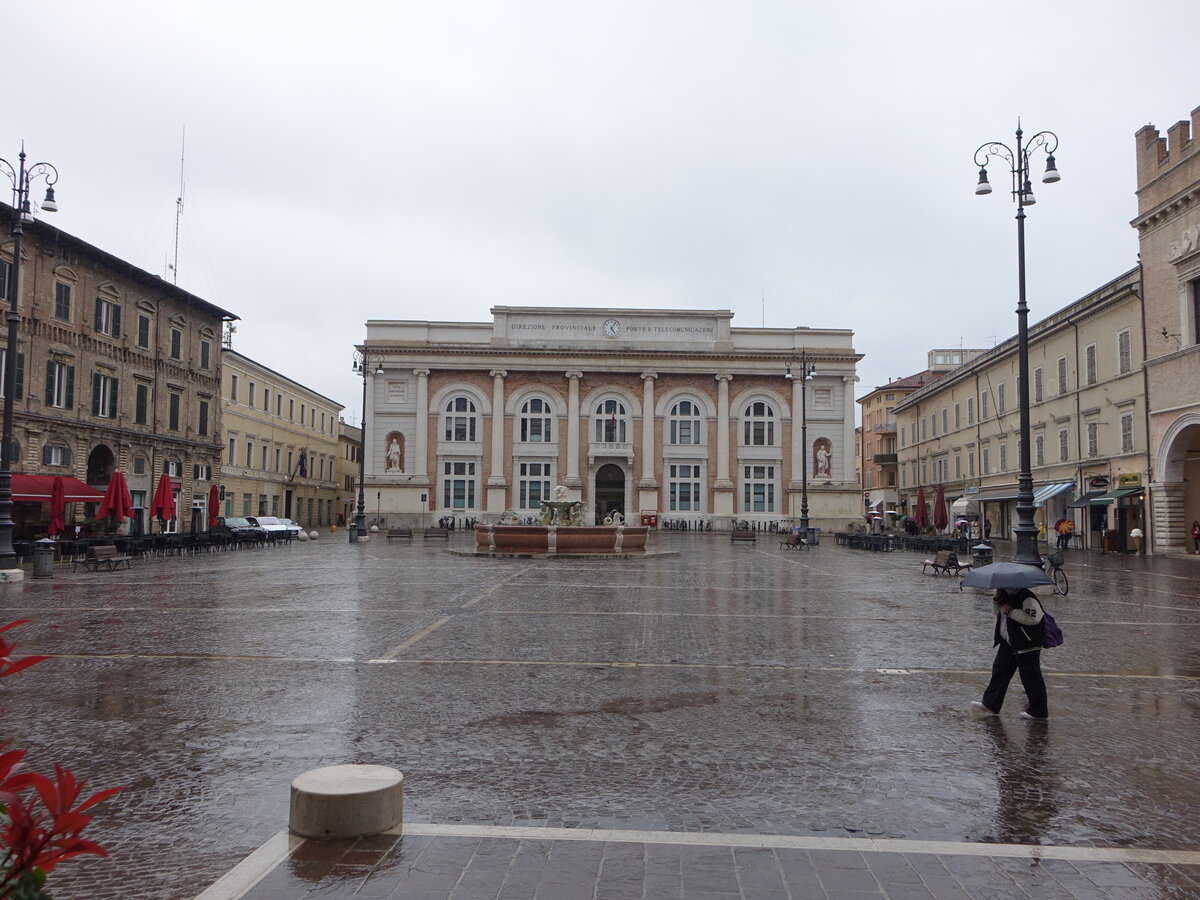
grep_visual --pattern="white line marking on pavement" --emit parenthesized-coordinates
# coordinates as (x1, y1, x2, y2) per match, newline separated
(399, 821, 1200, 865)
(193, 829, 301, 900)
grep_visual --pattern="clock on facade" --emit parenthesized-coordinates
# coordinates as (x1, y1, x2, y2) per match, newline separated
(602, 318, 622, 338)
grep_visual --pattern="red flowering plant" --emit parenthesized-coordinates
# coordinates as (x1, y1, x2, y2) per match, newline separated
(0, 620, 122, 899)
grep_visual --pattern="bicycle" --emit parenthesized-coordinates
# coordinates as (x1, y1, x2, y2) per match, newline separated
(1040, 550, 1069, 596)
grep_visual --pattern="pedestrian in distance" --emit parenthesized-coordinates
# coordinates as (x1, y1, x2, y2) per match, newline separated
(1193, 520, 1200, 554)
(972, 587, 1048, 720)
(984, 519, 993, 540)
(1054, 517, 1074, 550)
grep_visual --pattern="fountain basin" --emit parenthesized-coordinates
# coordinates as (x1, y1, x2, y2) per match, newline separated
(474, 524, 648, 555)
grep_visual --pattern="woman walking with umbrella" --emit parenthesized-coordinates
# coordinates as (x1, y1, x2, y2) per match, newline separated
(965, 563, 1054, 720)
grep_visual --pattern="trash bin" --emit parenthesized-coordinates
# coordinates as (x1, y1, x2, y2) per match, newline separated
(348, 523, 359, 543)
(32, 538, 56, 579)
(806, 527, 821, 546)
(971, 542, 994, 569)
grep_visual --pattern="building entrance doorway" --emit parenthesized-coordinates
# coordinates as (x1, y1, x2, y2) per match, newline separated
(595, 464, 625, 522)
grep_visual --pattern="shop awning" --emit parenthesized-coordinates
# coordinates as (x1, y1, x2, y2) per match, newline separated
(1067, 490, 1105, 508)
(971, 486, 1022, 503)
(10, 475, 104, 503)
(1089, 487, 1143, 504)
(1032, 481, 1076, 506)
(950, 496, 978, 515)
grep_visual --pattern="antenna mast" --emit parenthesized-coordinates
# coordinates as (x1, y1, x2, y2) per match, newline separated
(170, 127, 185, 284)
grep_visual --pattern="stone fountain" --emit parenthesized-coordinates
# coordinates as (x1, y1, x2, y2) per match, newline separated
(472, 486, 651, 556)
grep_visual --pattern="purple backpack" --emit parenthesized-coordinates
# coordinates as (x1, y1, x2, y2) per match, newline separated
(1041, 611, 1063, 648)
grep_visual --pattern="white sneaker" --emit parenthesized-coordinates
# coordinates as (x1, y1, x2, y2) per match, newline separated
(971, 701, 998, 715)
(1018, 711, 1048, 721)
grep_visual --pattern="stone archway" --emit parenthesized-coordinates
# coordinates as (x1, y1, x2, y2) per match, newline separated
(594, 464, 626, 523)
(1154, 415, 1200, 553)
(86, 444, 116, 488)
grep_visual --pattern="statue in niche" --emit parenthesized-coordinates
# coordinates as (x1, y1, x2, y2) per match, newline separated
(385, 431, 405, 472)
(814, 438, 832, 478)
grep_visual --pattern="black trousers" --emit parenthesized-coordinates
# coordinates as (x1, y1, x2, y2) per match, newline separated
(982, 642, 1048, 718)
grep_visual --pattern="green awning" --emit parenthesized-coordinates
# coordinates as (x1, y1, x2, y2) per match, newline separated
(1088, 487, 1143, 503)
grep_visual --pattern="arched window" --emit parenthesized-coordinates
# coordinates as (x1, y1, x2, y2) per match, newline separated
(520, 397, 552, 443)
(743, 401, 776, 446)
(594, 399, 627, 443)
(443, 397, 478, 442)
(669, 399, 702, 445)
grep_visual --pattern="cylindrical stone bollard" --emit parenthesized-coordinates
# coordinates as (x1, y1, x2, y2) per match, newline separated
(289, 764, 403, 840)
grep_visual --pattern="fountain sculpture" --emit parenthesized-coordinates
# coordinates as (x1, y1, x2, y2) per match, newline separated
(474, 486, 648, 555)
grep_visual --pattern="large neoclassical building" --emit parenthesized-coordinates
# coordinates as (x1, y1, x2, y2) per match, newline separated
(360, 307, 862, 529)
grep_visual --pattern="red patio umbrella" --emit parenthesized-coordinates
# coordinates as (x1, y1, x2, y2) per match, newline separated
(914, 486, 928, 530)
(934, 483, 948, 531)
(47, 476, 66, 537)
(96, 472, 135, 523)
(151, 473, 177, 524)
(208, 484, 220, 529)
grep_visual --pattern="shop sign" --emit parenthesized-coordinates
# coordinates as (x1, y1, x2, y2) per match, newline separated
(1118, 473, 1142, 487)
(1088, 476, 1110, 489)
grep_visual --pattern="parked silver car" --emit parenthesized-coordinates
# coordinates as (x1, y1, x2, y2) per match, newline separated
(247, 516, 300, 538)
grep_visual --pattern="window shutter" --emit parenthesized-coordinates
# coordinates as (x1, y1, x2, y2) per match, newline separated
(112, 304, 121, 338)
(63, 446, 71, 467)
(108, 379, 118, 418)
(92, 373, 101, 415)
(94, 297, 103, 332)
(45, 360, 55, 406)
(42, 444, 52, 465)
(14, 352, 23, 400)
(65, 365, 74, 409)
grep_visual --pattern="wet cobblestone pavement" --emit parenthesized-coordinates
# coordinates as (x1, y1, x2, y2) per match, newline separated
(1, 534, 1198, 898)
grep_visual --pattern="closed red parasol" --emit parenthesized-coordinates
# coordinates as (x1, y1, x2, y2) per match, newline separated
(934, 483, 948, 531)
(150, 473, 176, 524)
(47, 476, 66, 536)
(96, 472, 135, 523)
(208, 484, 220, 529)
(914, 485, 928, 530)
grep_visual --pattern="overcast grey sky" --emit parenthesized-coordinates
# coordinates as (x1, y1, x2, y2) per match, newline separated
(7, 2, 1199, 422)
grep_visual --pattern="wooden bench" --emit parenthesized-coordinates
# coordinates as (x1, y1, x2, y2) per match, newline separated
(80, 544, 132, 572)
(422, 527, 449, 540)
(730, 530, 756, 543)
(779, 533, 808, 550)
(386, 527, 413, 542)
(923, 549, 971, 575)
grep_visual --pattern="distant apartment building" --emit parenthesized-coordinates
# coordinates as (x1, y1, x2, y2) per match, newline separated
(0, 202, 236, 535)
(219, 349, 343, 528)
(858, 350, 983, 515)
(1134, 104, 1200, 553)
(894, 269, 1147, 550)
(337, 420, 362, 526)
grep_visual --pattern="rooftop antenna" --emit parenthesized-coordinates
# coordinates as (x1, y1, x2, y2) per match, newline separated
(169, 126, 185, 284)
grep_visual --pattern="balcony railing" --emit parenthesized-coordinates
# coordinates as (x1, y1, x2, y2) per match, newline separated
(871, 420, 897, 433)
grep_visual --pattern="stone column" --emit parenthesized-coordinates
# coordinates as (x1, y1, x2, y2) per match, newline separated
(638, 373, 659, 515)
(842, 375, 858, 485)
(713, 373, 734, 519)
(789, 371, 804, 490)
(487, 369, 508, 516)
(414, 369, 430, 479)
(1149, 480, 1187, 554)
(565, 371, 582, 489)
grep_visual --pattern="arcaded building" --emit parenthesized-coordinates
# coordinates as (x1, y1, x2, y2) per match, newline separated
(361, 307, 862, 529)
(1134, 104, 1200, 553)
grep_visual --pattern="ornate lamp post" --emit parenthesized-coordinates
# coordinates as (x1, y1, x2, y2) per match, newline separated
(0, 146, 58, 572)
(784, 353, 816, 534)
(349, 350, 384, 542)
(973, 123, 1060, 566)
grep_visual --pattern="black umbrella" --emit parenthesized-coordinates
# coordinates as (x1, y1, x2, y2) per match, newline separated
(962, 561, 1053, 590)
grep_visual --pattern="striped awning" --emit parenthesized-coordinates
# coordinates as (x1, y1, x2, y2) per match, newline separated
(1032, 481, 1075, 507)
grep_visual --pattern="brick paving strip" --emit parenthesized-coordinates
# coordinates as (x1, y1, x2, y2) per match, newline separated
(201, 823, 1200, 899)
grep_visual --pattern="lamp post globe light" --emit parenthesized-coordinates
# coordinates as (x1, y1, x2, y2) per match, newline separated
(973, 123, 1060, 567)
(350, 350, 384, 543)
(784, 353, 816, 534)
(0, 146, 58, 573)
